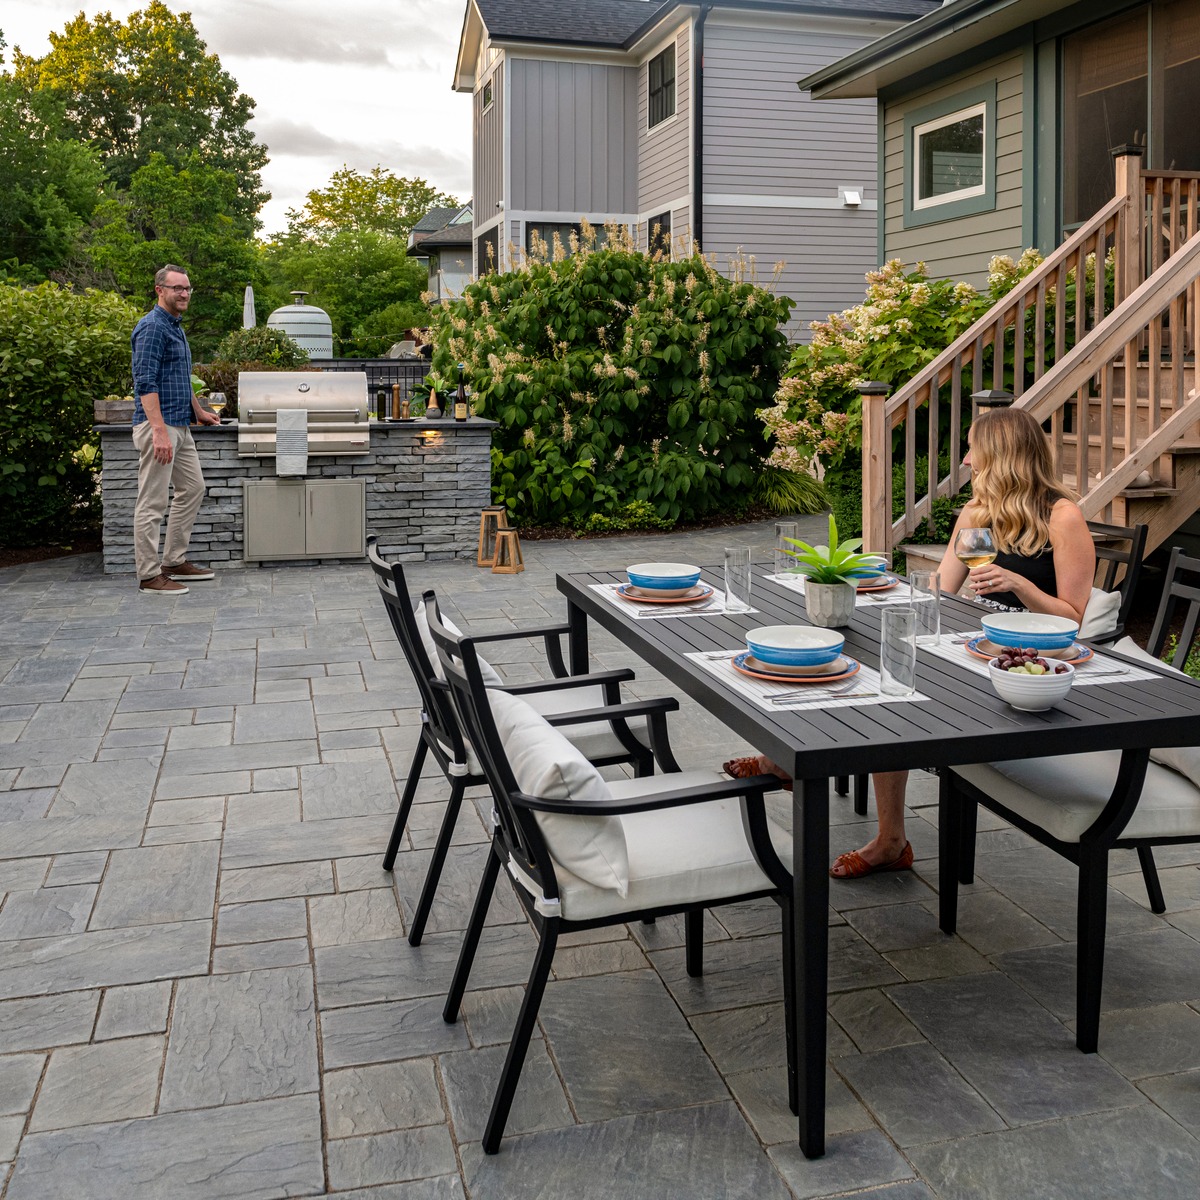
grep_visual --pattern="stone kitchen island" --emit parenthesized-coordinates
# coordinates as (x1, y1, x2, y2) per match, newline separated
(97, 418, 496, 576)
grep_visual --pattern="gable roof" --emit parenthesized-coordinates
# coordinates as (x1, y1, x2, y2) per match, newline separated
(412, 207, 460, 235)
(799, 0, 1074, 99)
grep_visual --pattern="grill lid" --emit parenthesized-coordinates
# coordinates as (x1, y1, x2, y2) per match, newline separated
(237, 371, 369, 459)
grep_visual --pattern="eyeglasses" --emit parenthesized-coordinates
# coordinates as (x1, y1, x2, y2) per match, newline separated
(160, 285, 192, 294)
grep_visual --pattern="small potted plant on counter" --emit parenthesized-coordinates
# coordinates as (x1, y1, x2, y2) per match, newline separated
(781, 514, 885, 627)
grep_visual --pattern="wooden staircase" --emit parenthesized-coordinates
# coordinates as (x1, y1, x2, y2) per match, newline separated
(862, 152, 1200, 560)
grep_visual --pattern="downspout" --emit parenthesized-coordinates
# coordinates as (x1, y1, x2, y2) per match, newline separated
(693, 4, 713, 253)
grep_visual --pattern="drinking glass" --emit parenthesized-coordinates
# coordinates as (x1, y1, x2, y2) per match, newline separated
(774, 521, 798, 577)
(724, 547, 752, 613)
(954, 527, 997, 569)
(909, 570, 941, 646)
(880, 607, 917, 696)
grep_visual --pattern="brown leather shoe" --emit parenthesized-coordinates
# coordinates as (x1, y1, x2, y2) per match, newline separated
(162, 561, 214, 581)
(139, 574, 189, 595)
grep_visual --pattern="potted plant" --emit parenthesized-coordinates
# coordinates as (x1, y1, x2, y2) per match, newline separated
(782, 514, 883, 627)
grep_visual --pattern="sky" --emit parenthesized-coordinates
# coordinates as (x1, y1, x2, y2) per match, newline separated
(0, 0, 473, 236)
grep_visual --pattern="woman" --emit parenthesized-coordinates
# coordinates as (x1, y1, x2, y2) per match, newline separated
(725, 407, 1096, 878)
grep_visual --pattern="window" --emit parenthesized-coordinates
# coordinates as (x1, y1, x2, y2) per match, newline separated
(914, 105, 986, 208)
(647, 211, 671, 258)
(481, 79, 493, 112)
(648, 45, 676, 129)
(476, 229, 499, 275)
(525, 222, 583, 259)
(902, 82, 996, 229)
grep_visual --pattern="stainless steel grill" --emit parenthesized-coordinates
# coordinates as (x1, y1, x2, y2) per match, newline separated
(237, 371, 370, 464)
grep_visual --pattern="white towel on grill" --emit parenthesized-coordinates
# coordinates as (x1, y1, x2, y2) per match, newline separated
(275, 408, 308, 476)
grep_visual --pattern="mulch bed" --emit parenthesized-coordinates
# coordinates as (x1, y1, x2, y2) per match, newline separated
(518, 504, 780, 541)
(0, 537, 103, 571)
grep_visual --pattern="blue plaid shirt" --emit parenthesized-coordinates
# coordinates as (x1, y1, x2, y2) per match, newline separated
(131, 304, 194, 426)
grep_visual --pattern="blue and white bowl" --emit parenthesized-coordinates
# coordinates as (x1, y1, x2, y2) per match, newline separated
(845, 555, 890, 580)
(745, 625, 844, 667)
(980, 611, 1078, 651)
(627, 562, 702, 591)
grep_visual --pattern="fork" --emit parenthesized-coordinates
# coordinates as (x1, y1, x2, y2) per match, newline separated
(769, 679, 869, 702)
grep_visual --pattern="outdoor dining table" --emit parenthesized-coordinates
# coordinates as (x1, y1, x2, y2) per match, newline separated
(556, 562, 1200, 1158)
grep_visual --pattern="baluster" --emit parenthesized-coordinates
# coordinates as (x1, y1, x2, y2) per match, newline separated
(949, 360, 963, 495)
(1151, 178, 1165, 274)
(1172, 178, 1183, 258)
(1034, 280, 1047, 381)
(972, 339, 984, 395)
(1076, 247, 1087, 344)
(1054, 261, 1067, 364)
(905, 398, 917, 531)
(928, 376, 940, 515)
(1123, 336, 1139, 473)
(1149, 311, 1162, 436)
(1092, 235, 1104, 331)
(1014, 295, 1027, 397)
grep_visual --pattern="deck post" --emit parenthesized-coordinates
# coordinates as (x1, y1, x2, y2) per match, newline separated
(859, 381, 892, 556)
(1112, 144, 1145, 303)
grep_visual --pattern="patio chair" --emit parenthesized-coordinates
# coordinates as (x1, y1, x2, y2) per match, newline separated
(367, 539, 682, 945)
(939, 546, 1200, 1052)
(423, 594, 796, 1153)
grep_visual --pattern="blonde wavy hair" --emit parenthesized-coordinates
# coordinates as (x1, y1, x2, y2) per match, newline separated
(967, 408, 1075, 556)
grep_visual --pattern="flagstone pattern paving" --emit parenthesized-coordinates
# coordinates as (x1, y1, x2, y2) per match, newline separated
(0, 517, 1198, 1198)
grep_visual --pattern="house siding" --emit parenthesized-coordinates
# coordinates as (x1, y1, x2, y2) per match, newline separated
(509, 59, 638, 213)
(638, 23, 692, 216)
(474, 57, 504, 223)
(882, 50, 1026, 285)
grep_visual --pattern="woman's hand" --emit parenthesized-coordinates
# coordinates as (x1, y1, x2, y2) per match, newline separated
(967, 563, 1021, 598)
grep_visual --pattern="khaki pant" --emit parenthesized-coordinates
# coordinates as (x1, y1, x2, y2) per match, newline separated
(132, 423, 206, 581)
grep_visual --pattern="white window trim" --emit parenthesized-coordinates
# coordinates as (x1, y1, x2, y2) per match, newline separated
(646, 42, 677, 133)
(911, 101, 988, 212)
(481, 79, 494, 113)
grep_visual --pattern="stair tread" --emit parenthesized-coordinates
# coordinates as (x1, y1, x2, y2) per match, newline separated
(1061, 432, 1200, 451)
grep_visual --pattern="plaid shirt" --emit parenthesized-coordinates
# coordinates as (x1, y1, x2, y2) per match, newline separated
(131, 304, 194, 426)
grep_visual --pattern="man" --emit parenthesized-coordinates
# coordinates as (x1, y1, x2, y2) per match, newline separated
(130, 264, 220, 594)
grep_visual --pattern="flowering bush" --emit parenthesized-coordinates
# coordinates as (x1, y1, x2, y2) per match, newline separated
(429, 226, 793, 526)
(758, 252, 1043, 472)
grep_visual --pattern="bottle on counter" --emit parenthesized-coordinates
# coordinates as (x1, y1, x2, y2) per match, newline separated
(375, 389, 388, 420)
(454, 364, 469, 422)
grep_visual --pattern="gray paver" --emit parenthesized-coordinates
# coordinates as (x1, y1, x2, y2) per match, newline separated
(45, 851, 108, 887)
(0, 1054, 45, 1115)
(160, 966, 318, 1110)
(308, 888, 405, 947)
(326, 1124, 456, 1191)
(0, 884, 96, 941)
(30, 1036, 164, 1130)
(94, 981, 172, 1040)
(90, 842, 219, 929)
(299, 760, 398, 821)
(0, 992, 99, 1053)
(323, 1059, 445, 1138)
(216, 898, 308, 945)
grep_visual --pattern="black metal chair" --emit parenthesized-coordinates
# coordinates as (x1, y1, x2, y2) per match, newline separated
(367, 539, 681, 945)
(1084, 519, 1148, 643)
(424, 594, 796, 1154)
(940, 546, 1200, 1053)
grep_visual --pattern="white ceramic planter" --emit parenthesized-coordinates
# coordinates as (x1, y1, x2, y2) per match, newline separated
(805, 581, 856, 628)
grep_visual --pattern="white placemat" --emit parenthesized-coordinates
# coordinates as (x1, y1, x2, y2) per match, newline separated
(687, 649, 929, 712)
(590, 582, 757, 619)
(763, 573, 915, 607)
(925, 632, 1161, 685)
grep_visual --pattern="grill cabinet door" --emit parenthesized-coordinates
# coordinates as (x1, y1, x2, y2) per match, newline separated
(244, 480, 306, 559)
(305, 480, 366, 557)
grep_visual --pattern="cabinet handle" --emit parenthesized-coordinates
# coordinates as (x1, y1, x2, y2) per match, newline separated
(309, 491, 314, 516)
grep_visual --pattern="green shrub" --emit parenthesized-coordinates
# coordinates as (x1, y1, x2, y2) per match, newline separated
(211, 326, 308, 367)
(575, 499, 674, 534)
(753, 465, 828, 516)
(0, 282, 141, 545)
(430, 228, 792, 526)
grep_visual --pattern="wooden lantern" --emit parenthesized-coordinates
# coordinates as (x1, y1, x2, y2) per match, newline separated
(492, 528, 525, 574)
(477, 505, 509, 567)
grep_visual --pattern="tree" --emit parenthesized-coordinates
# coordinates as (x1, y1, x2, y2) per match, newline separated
(282, 167, 458, 245)
(0, 77, 104, 279)
(11, 2, 267, 230)
(85, 153, 266, 355)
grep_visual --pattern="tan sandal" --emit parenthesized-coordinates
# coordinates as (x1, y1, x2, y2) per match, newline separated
(722, 756, 793, 792)
(829, 841, 913, 880)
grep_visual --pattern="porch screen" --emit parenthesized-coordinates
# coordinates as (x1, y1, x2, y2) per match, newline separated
(1062, 11, 1148, 227)
(1162, 0, 1200, 171)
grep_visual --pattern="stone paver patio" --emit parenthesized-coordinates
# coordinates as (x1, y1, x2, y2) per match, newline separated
(1, 518, 1198, 1199)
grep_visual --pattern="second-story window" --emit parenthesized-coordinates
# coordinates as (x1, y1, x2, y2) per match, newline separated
(648, 44, 675, 129)
(482, 79, 494, 112)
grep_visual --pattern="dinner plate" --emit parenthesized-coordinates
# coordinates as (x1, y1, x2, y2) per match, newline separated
(741, 653, 850, 677)
(856, 574, 900, 592)
(616, 582, 715, 605)
(623, 582, 702, 600)
(732, 651, 861, 685)
(965, 636, 1094, 665)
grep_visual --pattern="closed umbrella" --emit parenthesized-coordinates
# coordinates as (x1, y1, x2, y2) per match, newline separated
(243, 284, 256, 329)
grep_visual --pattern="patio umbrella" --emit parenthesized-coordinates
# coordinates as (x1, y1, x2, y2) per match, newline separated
(242, 284, 256, 329)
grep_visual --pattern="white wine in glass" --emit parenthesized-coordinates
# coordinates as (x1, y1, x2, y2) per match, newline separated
(954, 527, 997, 569)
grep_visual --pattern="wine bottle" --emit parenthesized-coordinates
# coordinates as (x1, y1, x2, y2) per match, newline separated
(454, 363, 469, 421)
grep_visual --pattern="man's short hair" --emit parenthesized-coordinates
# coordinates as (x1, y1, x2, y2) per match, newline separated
(155, 264, 188, 288)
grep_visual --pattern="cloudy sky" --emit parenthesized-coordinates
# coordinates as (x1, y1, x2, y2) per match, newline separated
(1, 0, 473, 235)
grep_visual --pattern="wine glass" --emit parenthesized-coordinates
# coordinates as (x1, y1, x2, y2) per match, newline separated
(954, 527, 997, 569)
(209, 392, 226, 420)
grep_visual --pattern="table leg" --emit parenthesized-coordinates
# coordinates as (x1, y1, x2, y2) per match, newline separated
(794, 775, 829, 1158)
(566, 600, 590, 675)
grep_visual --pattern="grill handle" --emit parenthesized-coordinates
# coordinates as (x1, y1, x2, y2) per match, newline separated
(242, 409, 364, 422)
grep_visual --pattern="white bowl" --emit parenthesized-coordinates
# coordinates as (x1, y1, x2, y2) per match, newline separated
(745, 625, 844, 666)
(988, 657, 1075, 711)
(981, 611, 1078, 651)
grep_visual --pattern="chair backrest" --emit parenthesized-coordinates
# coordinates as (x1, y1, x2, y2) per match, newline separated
(1088, 520, 1148, 640)
(423, 593, 560, 898)
(366, 538, 469, 768)
(1147, 546, 1200, 668)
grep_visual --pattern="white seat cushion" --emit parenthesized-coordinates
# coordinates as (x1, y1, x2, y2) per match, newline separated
(413, 602, 503, 686)
(488, 690, 629, 895)
(525, 685, 651, 761)
(1079, 587, 1121, 639)
(952, 751, 1200, 843)
(511, 769, 792, 922)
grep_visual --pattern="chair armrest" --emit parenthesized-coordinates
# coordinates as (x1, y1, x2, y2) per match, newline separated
(510, 773, 782, 816)
(467, 621, 572, 644)
(501, 669, 635, 696)
(541, 698, 679, 727)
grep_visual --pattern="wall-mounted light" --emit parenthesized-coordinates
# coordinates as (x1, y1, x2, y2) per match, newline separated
(840, 187, 863, 208)
(422, 429, 441, 442)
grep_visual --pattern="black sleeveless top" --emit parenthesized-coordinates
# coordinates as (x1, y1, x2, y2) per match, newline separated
(981, 548, 1057, 612)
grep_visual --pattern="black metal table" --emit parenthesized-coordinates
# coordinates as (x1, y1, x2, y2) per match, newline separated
(557, 565, 1200, 1158)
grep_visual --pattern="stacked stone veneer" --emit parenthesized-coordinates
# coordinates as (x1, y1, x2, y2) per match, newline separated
(98, 420, 496, 575)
